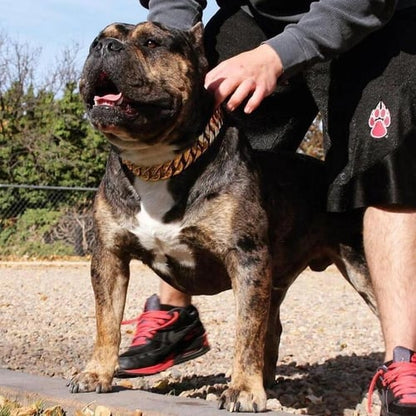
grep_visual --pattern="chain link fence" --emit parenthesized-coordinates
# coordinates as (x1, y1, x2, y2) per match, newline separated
(0, 184, 98, 258)
(0, 119, 324, 259)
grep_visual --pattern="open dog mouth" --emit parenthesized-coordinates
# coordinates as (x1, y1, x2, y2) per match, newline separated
(90, 71, 139, 116)
(94, 91, 139, 116)
(84, 68, 177, 126)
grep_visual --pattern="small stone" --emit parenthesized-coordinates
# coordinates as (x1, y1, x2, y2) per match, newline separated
(118, 380, 133, 389)
(206, 393, 218, 402)
(152, 379, 169, 390)
(266, 398, 281, 410)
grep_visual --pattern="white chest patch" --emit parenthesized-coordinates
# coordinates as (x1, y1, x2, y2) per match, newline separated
(128, 179, 194, 276)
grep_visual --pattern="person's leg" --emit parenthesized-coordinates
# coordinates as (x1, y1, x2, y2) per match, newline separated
(319, 7, 416, 414)
(364, 207, 416, 361)
(116, 289, 209, 377)
(365, 208, 416, 415)
(159, 280, 191, 307)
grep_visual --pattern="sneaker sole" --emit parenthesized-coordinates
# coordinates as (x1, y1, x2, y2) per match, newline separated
(115, 335, 210, 378)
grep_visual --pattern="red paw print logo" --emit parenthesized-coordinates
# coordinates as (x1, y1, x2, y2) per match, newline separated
(368, 101, 391, 138)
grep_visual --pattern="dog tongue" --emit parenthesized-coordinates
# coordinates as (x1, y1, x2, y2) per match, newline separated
(94, 92, 123, 106)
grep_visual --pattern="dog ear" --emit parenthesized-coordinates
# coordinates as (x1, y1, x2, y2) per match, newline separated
(189, 22, 204, 48)
(188, 22, 209, 75)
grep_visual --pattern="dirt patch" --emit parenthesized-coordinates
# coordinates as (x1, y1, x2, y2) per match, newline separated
(0, 261, 383, 415)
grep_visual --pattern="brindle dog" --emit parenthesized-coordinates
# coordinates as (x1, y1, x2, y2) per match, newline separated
(69, 21, 376, 412)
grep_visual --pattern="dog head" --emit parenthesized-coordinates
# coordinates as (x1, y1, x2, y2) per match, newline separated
(79, 22, 214, 161)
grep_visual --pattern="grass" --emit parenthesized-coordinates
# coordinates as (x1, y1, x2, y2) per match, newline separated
(0, 396, 65, 416)
(0, 395, 138, 416)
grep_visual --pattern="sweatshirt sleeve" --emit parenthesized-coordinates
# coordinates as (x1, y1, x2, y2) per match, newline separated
(139, 0, 207, 29)
(265, 0, 398, 78)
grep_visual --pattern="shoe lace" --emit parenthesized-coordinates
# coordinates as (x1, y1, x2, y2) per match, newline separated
(122, 310, 179, 347)
(368, 359, 416, 415)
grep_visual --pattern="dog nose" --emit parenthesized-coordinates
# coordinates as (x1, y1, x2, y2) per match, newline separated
(91, 38, 124, 56)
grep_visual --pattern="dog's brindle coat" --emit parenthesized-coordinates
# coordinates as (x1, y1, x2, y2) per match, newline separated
(69, 22, 376, 412)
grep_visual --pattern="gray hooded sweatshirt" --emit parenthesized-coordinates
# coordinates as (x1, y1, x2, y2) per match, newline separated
(139, 0, 414, 77)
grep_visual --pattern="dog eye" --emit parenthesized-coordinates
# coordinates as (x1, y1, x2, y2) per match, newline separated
(144, 39, 159, 48)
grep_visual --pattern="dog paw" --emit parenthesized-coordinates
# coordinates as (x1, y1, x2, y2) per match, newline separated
(219, 386, 267, 412)
(68, 371, 113, 394)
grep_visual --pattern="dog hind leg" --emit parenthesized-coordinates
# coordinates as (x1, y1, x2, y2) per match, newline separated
(263, 287, 288, 388)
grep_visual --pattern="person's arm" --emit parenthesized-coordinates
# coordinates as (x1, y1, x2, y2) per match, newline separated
(265, 0, 398, 78)
(139, 0, 206, 29)
(206, 0, 398, 113)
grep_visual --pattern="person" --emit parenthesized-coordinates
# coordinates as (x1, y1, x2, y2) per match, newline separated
(117, 1, 416, 414)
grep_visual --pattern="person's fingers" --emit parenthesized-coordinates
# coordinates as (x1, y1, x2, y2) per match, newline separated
(204, 67, 219, 90)
(204, 65, 227, 94)
(243, 85, 267, 114)
(204, 59, 231, 85)
(204, 45, 282, 112)
(226, 78, 256, 111)
(210, 77, 240, 108)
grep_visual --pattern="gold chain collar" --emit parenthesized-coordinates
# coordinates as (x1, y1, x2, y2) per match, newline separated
(122, 108, 223, 181)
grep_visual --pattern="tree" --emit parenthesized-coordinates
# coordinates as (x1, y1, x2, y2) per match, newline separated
(0, 32, 108, 257)
(0, 32, 108, 188)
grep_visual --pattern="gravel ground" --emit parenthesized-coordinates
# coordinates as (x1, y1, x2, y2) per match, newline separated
(0, 261, 384, 415)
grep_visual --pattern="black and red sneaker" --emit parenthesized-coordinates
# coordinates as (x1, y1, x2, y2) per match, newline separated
(115, 294, 210, 377)
(368, 346, 416, 415)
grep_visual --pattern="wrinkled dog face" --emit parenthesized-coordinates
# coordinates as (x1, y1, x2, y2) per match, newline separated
(79, 22, 207, 149)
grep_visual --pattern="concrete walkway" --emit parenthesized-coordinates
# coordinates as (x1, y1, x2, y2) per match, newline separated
(0, 369, 294, 416)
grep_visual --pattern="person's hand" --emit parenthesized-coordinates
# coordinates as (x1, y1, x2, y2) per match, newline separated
(204, 44, 283, 114)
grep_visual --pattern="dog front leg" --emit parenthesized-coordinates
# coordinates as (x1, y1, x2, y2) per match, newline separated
(263, 287, 288, 387)
(69, 251, 129, 393)
(219, 247, 272, 413)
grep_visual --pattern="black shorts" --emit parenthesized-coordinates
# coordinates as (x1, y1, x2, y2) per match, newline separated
(204, 6, 416, 212)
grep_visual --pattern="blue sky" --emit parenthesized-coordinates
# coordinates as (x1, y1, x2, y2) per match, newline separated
(0, 0, 218, 77)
